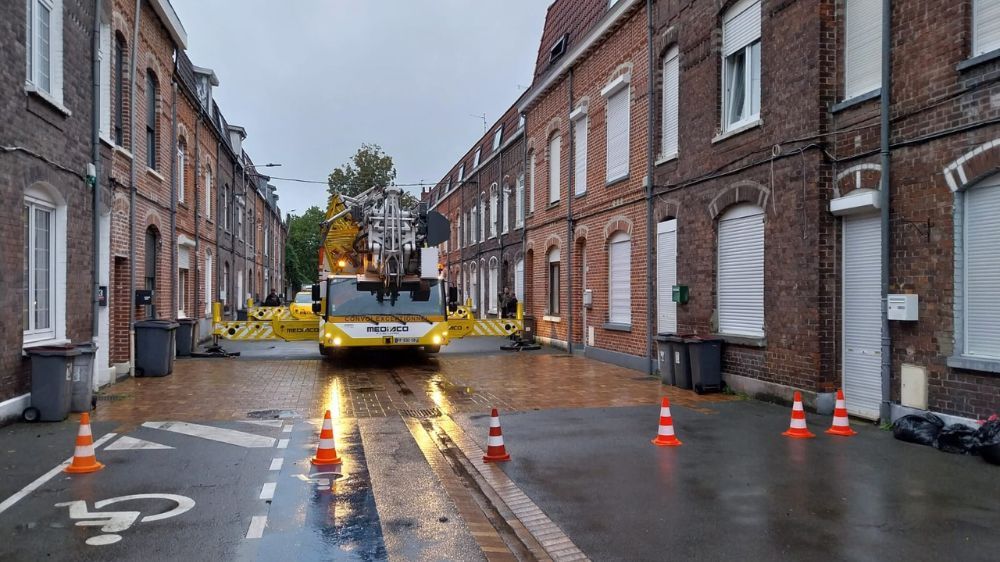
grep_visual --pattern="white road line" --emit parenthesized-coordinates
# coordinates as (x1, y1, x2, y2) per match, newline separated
(142, 421, 276, 448)
(282, 424, 293, 433)
(269, 458, 284, 471)
(276, 439, 289, 449)
(246, 515, 267, 539)
(104, 436, 174, 450)
(259, 482, 276, 500)
(0, 432, 117, 516)
(240, 420, 284, 428)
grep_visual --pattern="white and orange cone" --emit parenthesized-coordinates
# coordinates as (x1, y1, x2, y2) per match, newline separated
(652, 396, 683, 447)
(782, 391, 816, 439)
(482, 408, 511, 462)
(825, 389, 857, 437)
(65, 412, 104, 474)
(311, 410, 342, 465)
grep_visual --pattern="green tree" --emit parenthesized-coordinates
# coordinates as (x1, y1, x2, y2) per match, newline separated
(326, 143, 419, 210)
(284, 206, 326, 289)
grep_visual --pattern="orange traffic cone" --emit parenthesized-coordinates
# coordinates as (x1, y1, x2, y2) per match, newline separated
(652, 396, 683, 446)
(311, 410, 342, 465)
(65, 413, 104, 474)
(782, 391, 816, 439)
(825, 389, 857, 436)
(482, 408, 511, 462)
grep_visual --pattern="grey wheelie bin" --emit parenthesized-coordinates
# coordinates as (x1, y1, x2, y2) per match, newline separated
(71, 342, 96, 412)
(24, 345, 80, 422)
(687, 336, 724, 394)
(175, 318, 197, 357)
(657, 334, 692, 389)
(134, 320, 179, 377)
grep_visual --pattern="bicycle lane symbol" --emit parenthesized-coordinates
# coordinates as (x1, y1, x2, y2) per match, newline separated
(55, 493, 195, 546)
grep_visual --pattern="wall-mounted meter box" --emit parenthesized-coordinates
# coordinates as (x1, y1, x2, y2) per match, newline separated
(888, 294, 918, 321)
(583, 289, 593, 308)
(672, 285, 689, 304)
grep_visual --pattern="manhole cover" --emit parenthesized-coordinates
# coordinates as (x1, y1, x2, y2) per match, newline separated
(247, 409, 302, 419)
(94, 394, 130, 402)
(398, 407, 442, 418)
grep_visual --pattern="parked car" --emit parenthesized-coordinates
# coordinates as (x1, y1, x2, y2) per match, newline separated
(289, 291, 316, 319)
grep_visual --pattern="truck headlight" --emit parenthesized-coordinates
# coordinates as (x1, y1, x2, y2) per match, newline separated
(432, 335, 442, 345)
(333, 337, 342, 346)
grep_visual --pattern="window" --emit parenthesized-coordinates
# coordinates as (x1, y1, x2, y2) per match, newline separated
(177, 142, 186, 203)
(573, 113, 588, 195)
(722, 0, 761, 131)
(480, 194, 486, 241)
(488, 258, 499, 314)
(474, 148, 481, 168)
(547, 248, 560, 315)
(975, 0, 1000, 56)
(492, 127, 503, 150)
(608, 232, 632, 325)
(844, 0, 881, 99)
(548, 134, 561, 204)
(963, 178, 1000, 358)
(717, 204, 765, 337)
(98, 20, 111, 139)
(23, 199, 56, 340)
(204, 250, 213, 314)
(470, 205, 478, 244)
(145, 71, 158, 170)
(490, 185, 498, 238)
(114, 33, 126, 145)
(603, 75, 631, 182)
(514, 258, 524, 303)
(204, 168, 213, 220)
(529, 152, 536, 213)
(661, 46, 680, 158)
(222, 262, 229, 305)
(515, 174, 524, 228)
(222, 186, 229, 230)
(26, 0, 62, 100)
(550, 34, 568, 64)
(502, 183, 510, 233)
(470, 262, 479, 311)
(237, 201, 244, 240)
(178, 246, 189, 317)
(459, 164, 465, 181)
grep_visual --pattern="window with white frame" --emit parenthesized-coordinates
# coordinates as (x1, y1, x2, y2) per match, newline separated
(113, 33, 126, 145)
(470, 205, 478, 244)
(459, 164, 465, 181)
(489, 185, 498, 238)
(470, 262, 479, 311)
(222, 186, 229, 230)
(975, 0, 1000, 56)
(204, 250, 213, 314)
(547, 248, 560, 315)
(608, 231, 631, 325)
(204, 168, 213, 220)
(515, 174, 525, 228)
(488, 258, 499, 314)
(98, 18, 111, 139)
(661, 46, 680, 159)
(23, 197, 57, 341)
(514, 258, 524, 302)
(25, 0, 63, 102)
(480, 194, 487, 240)
(146, 70, 158, 170)
(603, 74, 631, 182)
(963, 176, 1000, 359)
(572, 111, 588, 195)
(844, 0, 881, 99)
(502, 183, 510, 233)
(177, 142, 186, 203)
(721, 0, 761, 132)
(717, 204, 765, 337)
(492, 127, 503, 150)
(548, 133, 562, 204)
(529, 152, 536, 213)
(178, 245, 190, 317)
(474, 148, 481, 168)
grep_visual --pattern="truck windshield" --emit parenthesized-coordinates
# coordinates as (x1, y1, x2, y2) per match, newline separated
(325, 278, 445, 318)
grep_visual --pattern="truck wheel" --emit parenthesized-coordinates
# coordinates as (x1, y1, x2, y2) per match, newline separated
(319, 344, 331, 358)
(424, 345, 441, 354)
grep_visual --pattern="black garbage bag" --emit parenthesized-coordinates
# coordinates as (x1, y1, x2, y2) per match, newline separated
(892, 413, 945, 446)
(935, 424, 980, 455)
(976, 419, 1000, 447)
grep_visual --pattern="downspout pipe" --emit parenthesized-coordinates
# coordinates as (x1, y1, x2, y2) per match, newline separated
(645, 0, 656, 375)
(879, 0, 892, 421)
(91, 0, 102, 341)
(566, 67, 574, 352)
(193, 115, 200, 326)
(128, 0, 141, 373)
(170, 79, 178, 319)
(520, 111, 529, 313)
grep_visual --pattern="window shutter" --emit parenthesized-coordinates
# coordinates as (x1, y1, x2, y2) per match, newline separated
(529, 154, 536, 212)
(51, 0, 64, 103)
(976, 0, 1000, 55)
(608, 234, 632, 325)
(574, 117, 588, 195)
(661, 47, 679, 158)
(99, 22, 112, 137)
(845, 0, 882, 98)
(514, 259, 524, 302)
(966, 183, 1000, 358)
(718, 206, 764, 337)
(656, 220, 677, 333)
(722, 0, 761, 57)
(605, 88, 630, 182)
(549, 135, 561, 203)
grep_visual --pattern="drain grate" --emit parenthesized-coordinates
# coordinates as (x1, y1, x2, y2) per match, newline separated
(247, 409, 302, 419)
(398, 407, 442, 418)
(94, 394, 130, 402)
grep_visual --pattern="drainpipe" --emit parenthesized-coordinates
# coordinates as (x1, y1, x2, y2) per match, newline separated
(521, 112, 529, 312)
(90, 0, 102, 343)
(879, 0, 892, 421)
(645, 0, 656, 375)
(128, 0, 141, 373)
(566, 68, 575, 352)
(215, 141, 221, 316)
(193, 118, 200, 326)
(170, 79, 178, 319)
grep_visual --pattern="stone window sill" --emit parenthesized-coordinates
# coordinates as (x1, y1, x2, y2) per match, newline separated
(605, 174, 629, 188)
(25, 83, 71, 117)
(113, 144, 133, 160)
(831, 89, 881, 113)
(946, 355, 1000, 375)
(604, 322, 632, 332)
(655, 152, 678, 167)
(22, 338, 71, 356)
(542, 315, 561, 323)
(712, 333, 766, 348)
(956, 47, 1000, 72)
(712, 119, 762, 144)
(146, 168, 166, 183)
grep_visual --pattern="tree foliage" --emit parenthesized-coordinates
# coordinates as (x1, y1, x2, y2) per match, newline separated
(326, 143, 419, 210)
(284, 206, 326, 290)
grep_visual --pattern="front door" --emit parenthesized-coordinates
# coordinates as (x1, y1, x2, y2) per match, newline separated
(656, 220, 678, 334)
(842, 213, 882, 419)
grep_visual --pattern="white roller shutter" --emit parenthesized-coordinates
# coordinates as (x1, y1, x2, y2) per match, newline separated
(178, 245, 190, 269)
(608, 233, 631, 325)
(605, 87, 630, 182)
(723, 0, 761, 57)
(514, 259, 524, 302)
(98, 23, 112, 138)
(661, 47, 679, 158)
(966, 182, 1000, 358)
(975, 0, 1000, 56)
(842, 213, 882, 419)
(657, 220, 677, 334)
(549, 134, 561, 203)
(717, 205, 764, 336)
(574, 117, 588, 195)
(845, 0, 882, 98)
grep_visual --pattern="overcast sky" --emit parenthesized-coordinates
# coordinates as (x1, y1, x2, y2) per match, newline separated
(171, 0, 548, 217)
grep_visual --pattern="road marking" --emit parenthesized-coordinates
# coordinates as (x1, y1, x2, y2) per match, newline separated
(240, 420, 284, 428)
(0, 433, 117, 516)
(142, 421, 276, 448)
(246, 515, 267, 539)
(269, 458, 284, 471)
(282, 424, 293, 433)
(104, 436, 174, 450)
(276, 439, 289, 449)
(259, 482, 276, 500)
(56, 493, 195, 547)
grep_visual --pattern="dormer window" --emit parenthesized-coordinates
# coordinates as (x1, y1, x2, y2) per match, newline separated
(474, 148, 482, 168)
(549, 34, 568, 64)
(492, 127, 504, 150)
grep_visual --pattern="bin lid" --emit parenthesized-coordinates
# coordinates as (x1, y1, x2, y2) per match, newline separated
(657, 333, 694, 342)
(134, 320, 180, 329)
(176, 318, 197, 325)
(25, 344, 83, 357)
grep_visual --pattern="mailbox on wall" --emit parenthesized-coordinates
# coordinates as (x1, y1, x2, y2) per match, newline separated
(134, 289, 153, 306)
(672, 285, 689, 304)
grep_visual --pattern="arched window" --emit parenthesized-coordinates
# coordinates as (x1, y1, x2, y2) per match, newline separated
(717, 204, 764, 336)
(114, 32, 127, 145)
(548, 134, 561, 204)
(488, 257, 499, 314)
(470, 262, 479, 311)
(144, 226, 159, 316)
(23, 185, 66, 342)
(963, 174, 1000, 358)
(204, 250, 213, 315)
(480, 192, 487, 241)
(528, 151, 536, 214)
(502, 182, 511, 233)
(222, 262, 230, 305)
(177, 138, 186, 203)
(204, 167, 213, 219)
(660, 45, 679, 159)
(489, 184, 498, 238)
(547, 247, 560, 315)
(145, 70, 158, 170)
(514, 257, 524, 303)
(608, 231, 632, 325)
